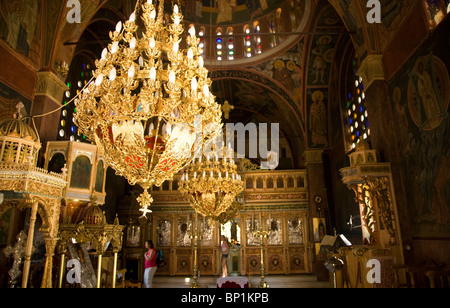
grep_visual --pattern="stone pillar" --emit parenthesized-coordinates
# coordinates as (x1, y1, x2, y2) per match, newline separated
(356, 55, 396, 160)
(304, 150, 328, 220)
(31, 71, 68, 165)
(357, 54, 412, 263)
(304, 150, 329, 281)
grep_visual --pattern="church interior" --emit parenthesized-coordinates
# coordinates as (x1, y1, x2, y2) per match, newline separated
(0, 0, 449, 289)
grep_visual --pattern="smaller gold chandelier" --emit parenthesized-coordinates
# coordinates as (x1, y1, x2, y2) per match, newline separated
(213, 196, 244, 224)
(178, 146, 244, 217)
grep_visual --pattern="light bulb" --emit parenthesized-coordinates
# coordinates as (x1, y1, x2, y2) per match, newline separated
(191, 77, 198, 92)
(203, 84, 209, 98)
(169, 70, 176, 84)
(128, 65, 135, 78)
(149, 67, 156, 81)
(115, 21, 122, 33)
(101, 48, 108, 60)
(173, 42, 179, 53)
(129, 12, 136, 23)
(149, 37, 156, 49)
(174, 4, 179, 14)
(111, 41, 119, 54)
(95, 74, 104, 86)
(130, 37, 136, 49)
(187, 49, 194, 59)
(109, 68, 116, 81)
(189, 26, 196, 37)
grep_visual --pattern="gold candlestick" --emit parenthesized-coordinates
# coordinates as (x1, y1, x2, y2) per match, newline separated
(189, 213, 202, 288)
(252, 216, 270, 288)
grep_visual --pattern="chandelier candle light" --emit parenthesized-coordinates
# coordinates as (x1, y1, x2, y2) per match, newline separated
(178, 145, 244, 218)
(74, 0, 222, 216)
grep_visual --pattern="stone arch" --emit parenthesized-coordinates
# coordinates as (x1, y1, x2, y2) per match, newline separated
(210, 69, 306, 167)
(51, 0, 131, 72)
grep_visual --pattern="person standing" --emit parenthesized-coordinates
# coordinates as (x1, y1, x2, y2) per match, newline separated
(143, 240, 157, 288)
(220, 235, 230, 277)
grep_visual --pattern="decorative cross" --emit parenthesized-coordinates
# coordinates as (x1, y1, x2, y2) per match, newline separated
(2, 231, 30, 284)
(222, 100, 234, 120)
(137, 189, 153, 218)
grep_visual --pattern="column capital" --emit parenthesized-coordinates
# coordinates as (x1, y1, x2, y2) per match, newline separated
(303, 150, 324, 165)
(35, 71, 69, 106)
(356, 54, 385, 91)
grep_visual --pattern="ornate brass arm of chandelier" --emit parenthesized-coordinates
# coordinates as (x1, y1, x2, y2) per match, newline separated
(178, 145, 244, 218)
(74, 0, 222, 217)
(213, 195, 245, 224)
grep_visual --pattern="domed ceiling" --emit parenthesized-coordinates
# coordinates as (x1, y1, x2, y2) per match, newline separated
(181, 0, 291, 25)
(68, 0, 347, 169)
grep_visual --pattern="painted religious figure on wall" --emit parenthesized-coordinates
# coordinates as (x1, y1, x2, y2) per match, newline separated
(0, 0, 39, 56)
(177, 218, 191, 246)
(157, 219, 171, 247)
(70, 156, 92, 189)
(309, 90, 328, 147)
(288, 217, 303, 245)
(216, 0, 237, 24)
(185, 0, 203, 20)
(408, 55, 448, 131)
(182, 0, 279, 25)
(245, 0, 268, 19)
(309, 35, 334, 85)
(267, 218, 282, 245)
(392, 50, 450, 236)
(273, 60, 296, 93)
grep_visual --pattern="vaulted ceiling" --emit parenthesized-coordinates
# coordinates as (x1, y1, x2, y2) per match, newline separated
(48, 0, 420, 168)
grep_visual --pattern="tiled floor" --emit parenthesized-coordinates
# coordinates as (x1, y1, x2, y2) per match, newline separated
(152, 274, 331, 288)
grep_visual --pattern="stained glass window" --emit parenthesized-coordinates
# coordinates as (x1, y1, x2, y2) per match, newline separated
(227, 27, 234, 60)
(244, 25, 252, 58)
(58, 59, 93, 143)
(216, 27, 223, 61)
(198, 26, 205, 57)
(253, 21, 262, 55)
(343, 55, 370, 151)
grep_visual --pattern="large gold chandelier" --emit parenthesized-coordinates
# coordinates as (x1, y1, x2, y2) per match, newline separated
(74, 0, 222, 216)
(178, 145, 244, 217)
